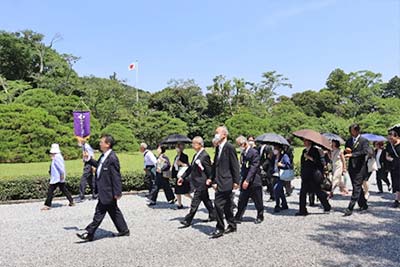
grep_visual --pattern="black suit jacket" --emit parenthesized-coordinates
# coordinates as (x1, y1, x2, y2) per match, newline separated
(240, 147, 262, 188)
(345, 136, 369, 172)
(87, 150, 122, 205)
(211, 142, 240, 192)
(182, 150, 212, 191)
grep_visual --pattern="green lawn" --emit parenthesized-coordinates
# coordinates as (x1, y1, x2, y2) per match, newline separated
(0, 147, 303, 180)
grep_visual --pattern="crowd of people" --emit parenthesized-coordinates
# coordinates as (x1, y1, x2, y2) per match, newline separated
(41, 123, 400, 241)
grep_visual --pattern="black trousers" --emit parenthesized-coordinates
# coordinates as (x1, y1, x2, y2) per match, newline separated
(148, 173, 175, 203)
(376, 168, 390, 192)
(299, 180, 330, 213)
(79, 164, 95, 199)
(144, 166, 155, 193)
(86, 200, 128, 235)
(263, 174, 275, 199)
(44, 182, 73, 207)
(235, 186, 264, 220)
(214, 190, 236, 231)
(348, 169, 368, 210)
(184, 189, 216, 224)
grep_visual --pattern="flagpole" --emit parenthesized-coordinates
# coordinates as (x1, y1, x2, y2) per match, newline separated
(135, 60, 139, 103)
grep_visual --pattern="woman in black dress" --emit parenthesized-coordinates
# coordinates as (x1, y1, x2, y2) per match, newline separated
(296, 139, 331, 216)
(172, 143, 192, 209)
(386, 129, 400, 208)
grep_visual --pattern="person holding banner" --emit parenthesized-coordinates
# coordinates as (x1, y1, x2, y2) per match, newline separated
(78, 137, 96, 201)
(77, 135, 129, 241)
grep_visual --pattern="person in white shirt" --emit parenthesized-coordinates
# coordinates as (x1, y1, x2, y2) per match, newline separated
(140, 143, 157, 195)
(41, 144, 74, 210)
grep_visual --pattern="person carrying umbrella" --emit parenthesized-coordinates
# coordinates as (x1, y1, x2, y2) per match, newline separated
(292, 130, 331, 216)
(172, 143, 192, 209)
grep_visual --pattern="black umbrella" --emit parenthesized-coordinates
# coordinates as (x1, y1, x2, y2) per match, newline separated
(255, 133, 289, 146)
(322, 133, 345, 145)
(160, 134, 191, 145)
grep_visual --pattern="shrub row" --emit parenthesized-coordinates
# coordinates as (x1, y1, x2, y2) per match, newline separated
(0, 171, 147, 202)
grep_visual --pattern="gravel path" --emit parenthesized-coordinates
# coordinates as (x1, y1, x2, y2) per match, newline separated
(0, 177, 399, 267)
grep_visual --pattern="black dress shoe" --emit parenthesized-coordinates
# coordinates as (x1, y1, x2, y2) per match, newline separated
(225, 226, 237, 234)
(210, 230, 224, 239)
(202, 217, 216, 223)
(281, 205, 289, 210)
(324, 205, 331, 213)
(343, 208, 353, 216)
(175, 205, 184, 210)
(359, 205, 368, 212)
(295, 211, 309, 216)
(113, 229, 130, 237)
(274, 206, 281, 213)
(233, 218, 242, 224)
(254, 218, 263, 224)
(180, 221, 191, 228)
(76, 232, 94, 241)
(147, 201, 156, 206)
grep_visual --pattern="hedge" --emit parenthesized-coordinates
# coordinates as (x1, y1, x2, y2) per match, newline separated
(0, 168, 301, 202)
(0, 171, 147, 202)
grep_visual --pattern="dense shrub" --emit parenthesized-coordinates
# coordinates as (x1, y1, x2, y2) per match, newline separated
(0, 171, 146, 201)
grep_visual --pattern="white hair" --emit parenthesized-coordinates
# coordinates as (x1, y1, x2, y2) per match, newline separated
(236, 135, 247, 145)
(140, 143, 148, 149)
(217, 125, 229, 136)
(192, 136, 204, 147)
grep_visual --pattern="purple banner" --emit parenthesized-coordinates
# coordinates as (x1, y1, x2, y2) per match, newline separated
(73, 111, 91, 138)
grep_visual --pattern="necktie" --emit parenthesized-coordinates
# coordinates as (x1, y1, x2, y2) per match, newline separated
(96, 154, 105, 178)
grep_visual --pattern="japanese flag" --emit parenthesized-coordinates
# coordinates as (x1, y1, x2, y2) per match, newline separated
(128, 63, 136, 71)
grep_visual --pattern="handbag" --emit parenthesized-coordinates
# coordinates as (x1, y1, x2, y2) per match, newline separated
(279, 169, 295, 181)
(312, 169, 324, 184)
(321, 176, 332, 191)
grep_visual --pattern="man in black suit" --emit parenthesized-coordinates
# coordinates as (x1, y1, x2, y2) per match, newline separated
(207, 126, 240, 238)
(234, 136, 264, 224)
(344, 124, 369, 216)
(77, 135, 129, 241)
(178, 136, 216, 227)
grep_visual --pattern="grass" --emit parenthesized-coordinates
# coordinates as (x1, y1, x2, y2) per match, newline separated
(0, 147, 303, 180)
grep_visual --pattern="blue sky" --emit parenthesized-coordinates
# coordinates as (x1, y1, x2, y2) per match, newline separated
(1, 0, 399, 96)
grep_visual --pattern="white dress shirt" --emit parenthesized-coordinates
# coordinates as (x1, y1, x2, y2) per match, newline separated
(97, 149, 112, 178)
(218, 139, 227, 159)
(143, 150, 157, 167)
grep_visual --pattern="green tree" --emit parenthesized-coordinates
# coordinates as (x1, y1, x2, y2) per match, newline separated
(382, 76, 400, 98)
(0, 104, 78, 163)
(101, 123, 139, 152)
(225, 112, 271, 140)
(132, 111, 188, 147)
